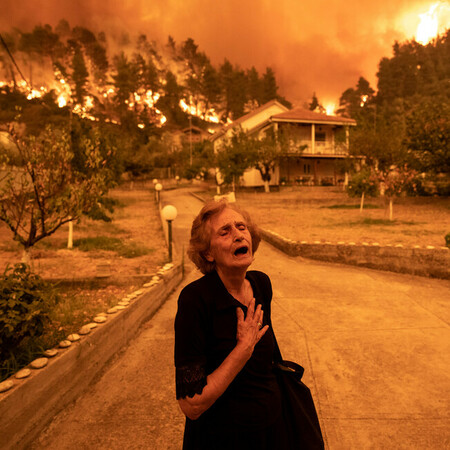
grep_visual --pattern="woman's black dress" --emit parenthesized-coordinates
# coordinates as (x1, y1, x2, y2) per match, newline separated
(174, 270, 289, 450)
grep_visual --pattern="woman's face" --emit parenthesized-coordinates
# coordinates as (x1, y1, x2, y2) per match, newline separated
(205, 208, 253, 273)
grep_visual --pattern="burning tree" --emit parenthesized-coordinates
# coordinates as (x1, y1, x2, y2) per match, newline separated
(0, 124, 110, 262)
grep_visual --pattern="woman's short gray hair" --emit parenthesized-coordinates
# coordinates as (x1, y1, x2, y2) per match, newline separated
(187, 199, 261, 274)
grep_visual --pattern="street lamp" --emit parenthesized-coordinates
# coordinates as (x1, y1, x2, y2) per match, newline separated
(161, 205, 178, 262)
(155, 183, 162, 205)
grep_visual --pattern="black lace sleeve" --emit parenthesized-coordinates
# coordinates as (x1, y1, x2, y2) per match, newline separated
(174, 283, 208, 399)
(176, 363, 207, 399)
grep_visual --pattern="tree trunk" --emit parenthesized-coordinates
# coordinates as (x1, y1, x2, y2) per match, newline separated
(360, 192, 365, 213)
(67, 220, 73, 249)
(389, 198, 394, 221)
(264, 180, 270, 193)
(21, 248, 31, 265)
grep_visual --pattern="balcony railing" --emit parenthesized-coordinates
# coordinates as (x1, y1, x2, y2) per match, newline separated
(287, 141, 348, 156)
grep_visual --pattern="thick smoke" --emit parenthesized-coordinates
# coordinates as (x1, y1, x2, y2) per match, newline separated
(0, 0, 443, 106)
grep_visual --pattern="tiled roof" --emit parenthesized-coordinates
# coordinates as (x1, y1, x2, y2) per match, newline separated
(210, 100, 289, 140)
(272, 108, 356, 125)
(210, 102, 356, 142)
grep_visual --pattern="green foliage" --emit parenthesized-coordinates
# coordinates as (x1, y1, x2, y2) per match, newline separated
(405, 97, 450, 174)
(0, 124, 111, 251)
(343, 31, 450, 176)
(379, 165, 419, 198)
(347, 168, 379, 197)
(445, 232, 450, 248)
(0, 263, 57, 362)
(215, 128, 255, 188)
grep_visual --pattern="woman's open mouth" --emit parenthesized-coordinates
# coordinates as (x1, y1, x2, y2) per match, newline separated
(234, 245, 249, 256)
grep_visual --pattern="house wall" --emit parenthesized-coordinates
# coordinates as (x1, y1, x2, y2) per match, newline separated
(279, 158, 343, 184)
(241, 167, 280, 187)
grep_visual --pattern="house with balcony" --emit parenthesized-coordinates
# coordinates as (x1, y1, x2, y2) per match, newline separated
(211, 100, 357, 187)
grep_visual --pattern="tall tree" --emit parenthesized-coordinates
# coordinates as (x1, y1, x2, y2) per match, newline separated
(0, 124, 110, 261)
(71, 45, 89, 104)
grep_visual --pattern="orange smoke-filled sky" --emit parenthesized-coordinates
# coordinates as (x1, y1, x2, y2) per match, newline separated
(1, 0, 449, 107)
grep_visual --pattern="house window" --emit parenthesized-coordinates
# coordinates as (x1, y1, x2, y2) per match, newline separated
(303, 164, 311, 174)
(315, 131, 326, 142)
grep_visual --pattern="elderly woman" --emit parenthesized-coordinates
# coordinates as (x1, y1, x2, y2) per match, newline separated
(174, 199, 289, 449)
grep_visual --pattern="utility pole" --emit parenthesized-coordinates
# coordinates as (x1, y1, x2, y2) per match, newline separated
(189, 115, 192, 166)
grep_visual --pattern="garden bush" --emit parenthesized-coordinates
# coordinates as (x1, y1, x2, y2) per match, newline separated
(0, 263, 58, 362)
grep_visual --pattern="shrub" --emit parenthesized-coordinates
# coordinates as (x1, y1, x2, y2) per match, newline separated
(347, 168, 379, 198)
(0, 264, 58, 361)
(445, 232, 450, 248)
(320, 177, 334, 186)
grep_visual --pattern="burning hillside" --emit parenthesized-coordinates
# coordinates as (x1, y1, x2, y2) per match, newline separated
(0, 23, 289, 131)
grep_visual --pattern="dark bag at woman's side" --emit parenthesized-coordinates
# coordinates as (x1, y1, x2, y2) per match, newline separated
(274, 359, 325, 449)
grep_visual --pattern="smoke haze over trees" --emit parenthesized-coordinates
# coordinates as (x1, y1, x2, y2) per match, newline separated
(338, 30, 449, 180)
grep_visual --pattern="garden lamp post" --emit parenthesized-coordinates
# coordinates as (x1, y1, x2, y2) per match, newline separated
(155, 183, 162, 205)
(161, 205, 178, 262)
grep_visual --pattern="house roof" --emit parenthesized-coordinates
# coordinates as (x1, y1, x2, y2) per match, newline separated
(271, 108, 357, 126)
(210, 102, 357, 142)
(210, 99, 289, 140)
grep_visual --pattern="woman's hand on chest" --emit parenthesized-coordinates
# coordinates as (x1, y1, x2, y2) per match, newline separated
(235, 297, 269, 359)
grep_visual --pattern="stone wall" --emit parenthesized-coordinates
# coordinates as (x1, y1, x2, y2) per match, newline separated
(260, 229, 450, 279)
(0, 264, 183, 450)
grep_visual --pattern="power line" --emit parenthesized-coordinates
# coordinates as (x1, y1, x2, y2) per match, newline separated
(0, 33, 30, 87)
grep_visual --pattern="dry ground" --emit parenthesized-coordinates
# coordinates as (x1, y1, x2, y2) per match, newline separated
(234, 186, 450, 248)
(0, 188, 167, 279)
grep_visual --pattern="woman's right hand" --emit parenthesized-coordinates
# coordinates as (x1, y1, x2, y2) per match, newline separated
(236, 298, 269, 358)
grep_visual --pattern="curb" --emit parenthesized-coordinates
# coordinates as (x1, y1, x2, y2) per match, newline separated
(261, 229, 450, 279)
(187, 191, 449, 279)
(0, 264, 183, 450)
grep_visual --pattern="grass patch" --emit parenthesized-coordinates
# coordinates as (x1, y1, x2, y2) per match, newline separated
(73, 236, 153, 258)
(346, 218, 419, 226)
(321, 204, 380, 209)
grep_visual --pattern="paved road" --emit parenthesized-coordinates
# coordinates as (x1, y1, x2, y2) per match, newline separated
(33, 188, 450, 449)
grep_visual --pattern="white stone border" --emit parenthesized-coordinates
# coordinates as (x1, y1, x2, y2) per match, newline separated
(0, 263, 183, 450)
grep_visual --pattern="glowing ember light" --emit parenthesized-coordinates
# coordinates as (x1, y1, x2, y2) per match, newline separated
(60, 79, 66, 84)
(85, 96, 94, 109)
(360, 95, 369, 107)
(26, 89, 44, 100)
(416, 2, 450, 44)
(57, 95, 67, 108)
(325, 104, 336, 115)
(138, 124, 145, 129)
(417, 3, 439, 44)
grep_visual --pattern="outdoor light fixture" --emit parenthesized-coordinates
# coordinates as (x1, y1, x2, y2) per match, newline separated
(161, 205, 178, 262)
(155, 183, 163, 204)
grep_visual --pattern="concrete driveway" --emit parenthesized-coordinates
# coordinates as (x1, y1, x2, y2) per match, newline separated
(32, 188, 450, 449)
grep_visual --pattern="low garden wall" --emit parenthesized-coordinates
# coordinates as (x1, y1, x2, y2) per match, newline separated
(260, 229, 450, 280)
(0, 263, 183, 450)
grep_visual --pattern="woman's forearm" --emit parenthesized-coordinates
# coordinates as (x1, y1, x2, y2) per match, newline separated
(178, 344, 251, 420)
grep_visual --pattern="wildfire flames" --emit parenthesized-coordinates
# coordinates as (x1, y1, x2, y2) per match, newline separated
(415, 2, 449, 45)
(1, 71, 220, 129)
(179, 98, 220, 123)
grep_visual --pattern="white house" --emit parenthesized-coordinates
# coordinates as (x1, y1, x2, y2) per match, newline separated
(211, 100, 357, 187)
